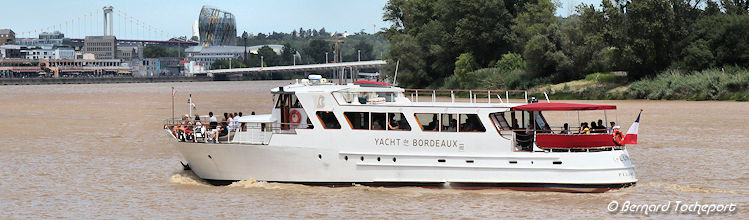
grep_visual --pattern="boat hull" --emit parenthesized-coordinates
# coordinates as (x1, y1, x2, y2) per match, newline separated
(174, 141, 637, 193)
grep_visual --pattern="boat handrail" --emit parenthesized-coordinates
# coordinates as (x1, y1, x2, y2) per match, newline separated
(403, 89, 546, 104)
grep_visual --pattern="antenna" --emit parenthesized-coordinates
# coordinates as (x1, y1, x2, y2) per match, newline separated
(392, 60, 400, 86)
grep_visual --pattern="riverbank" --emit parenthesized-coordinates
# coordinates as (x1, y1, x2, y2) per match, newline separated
(541, 68, 749, 101)
(0, 76, 212, 86)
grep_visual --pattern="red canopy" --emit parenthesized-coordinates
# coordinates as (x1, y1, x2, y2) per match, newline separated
(511, 102, 616, 111)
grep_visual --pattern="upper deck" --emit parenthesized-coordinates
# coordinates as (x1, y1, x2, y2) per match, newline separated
(271, 76, 534, 110)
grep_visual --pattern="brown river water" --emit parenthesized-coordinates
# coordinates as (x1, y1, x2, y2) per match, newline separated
(1, 81, 747, 219)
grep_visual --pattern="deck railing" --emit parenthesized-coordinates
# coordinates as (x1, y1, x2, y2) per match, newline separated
(164, 120, 304, 144)
(403, 89, 548, 104)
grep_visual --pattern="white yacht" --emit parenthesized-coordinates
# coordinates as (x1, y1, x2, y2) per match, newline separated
(165, 75, 639, 192)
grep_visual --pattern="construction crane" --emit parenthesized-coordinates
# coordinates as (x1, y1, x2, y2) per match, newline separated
(325, 39, 344, 63)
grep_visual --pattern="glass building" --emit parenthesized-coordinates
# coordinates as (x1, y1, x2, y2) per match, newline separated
(198, 6, 236, 46)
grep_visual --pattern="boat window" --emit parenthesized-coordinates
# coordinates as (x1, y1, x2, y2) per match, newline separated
(459, 114, 485, 132)
(489, 112, 510, 130)
(316, 111, 341, 129)
(415, 113, 439, 131)
(442, 114, 457, 132)
(377, 92, 396, 102)
(387, 113, 411, 131)
(276, 94, 302, 108)
(344, 112, 370, 130)
(371, 113, 386, 130)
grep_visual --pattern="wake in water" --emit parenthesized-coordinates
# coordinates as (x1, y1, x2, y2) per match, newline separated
(169, 170, 306, 190)
(169, 170, 210, 186)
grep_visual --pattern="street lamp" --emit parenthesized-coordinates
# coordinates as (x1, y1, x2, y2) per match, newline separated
(241, 31, 248, 65)
(260, 56, 264, 68)
(358, 50, 361, 62)
(325, 52, 328, 64)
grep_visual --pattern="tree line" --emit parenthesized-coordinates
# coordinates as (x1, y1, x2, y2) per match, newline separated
(383, 0, 749, 89)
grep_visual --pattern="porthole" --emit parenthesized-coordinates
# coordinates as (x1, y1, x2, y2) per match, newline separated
(553, 161, 562, 165)
(377, 157, 381, 161)
(360, 156, 364, 161)
(466, 160, 474, 163)
(318, 154, 322, 160)
(437, 159, 446, 163)
(392, 157, 396, 162)
(344, 156, 348, 161)
(509, 161, 517, 164)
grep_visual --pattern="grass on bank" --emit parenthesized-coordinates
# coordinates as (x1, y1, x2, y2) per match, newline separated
(439, 66, 749, 101)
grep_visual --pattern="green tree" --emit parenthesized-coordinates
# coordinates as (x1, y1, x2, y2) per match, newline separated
(305, 39, 331, 63)
(454, 53, 479, 82)
(353, 41, 374, 61)
(256, 46, 280, 66)
(280, 43, 296, 65)
(494, 52, 526, 71)
(143, 46, 169, 58)
(384, 0, 518, 88)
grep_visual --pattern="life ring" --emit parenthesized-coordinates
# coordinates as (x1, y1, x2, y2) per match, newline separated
(289, 110, 301, 124)
(613, 130, 624, 146)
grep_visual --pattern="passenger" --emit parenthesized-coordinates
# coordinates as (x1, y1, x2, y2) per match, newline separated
(561, 123, 570, 134)
(388, 114, 399, 130)
(582, 122, 590, 134)
(208, 125, 225, 142)
(461, 122, 472, 132)
(222, 113, 229, 128)
(233, 112, 240, 130)
(446, 119, 458, 131)
(372, 120, 384, 130)
(511, 118, 520, 130)
(194, 115, 202, 133)
(590, 121, 598, 133)
(251, 111, 256, 115)
(172, 116, 188, 137)
(577, 122, 585, 134)
(238, 112, 246, 131)
(425, 114, 438, 131)
(208, 112, 218, 129)
(597, 119, 605, 132)
(227, 113, 235, 131)
(399, 119, 411, 130)
(608, 121, 617, 133)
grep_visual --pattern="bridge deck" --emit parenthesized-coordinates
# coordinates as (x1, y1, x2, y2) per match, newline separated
(200, 60, 387, 75)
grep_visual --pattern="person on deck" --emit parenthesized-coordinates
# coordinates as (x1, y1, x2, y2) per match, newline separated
(561, 123, 570, 134)
(208, 112, 218, 129)
(388, 114, 400, 130)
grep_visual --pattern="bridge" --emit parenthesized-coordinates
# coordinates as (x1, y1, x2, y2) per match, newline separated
(194, 60, 388, 79)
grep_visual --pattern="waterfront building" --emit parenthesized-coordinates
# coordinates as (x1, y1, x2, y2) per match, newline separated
(0, 29, 15, 45)
(198, 6, 236, 46)
(23, 47, 75, 60)
(83, 36, 118, 59)
(0, 45, 23, 59)
(16, 31, 69, 47)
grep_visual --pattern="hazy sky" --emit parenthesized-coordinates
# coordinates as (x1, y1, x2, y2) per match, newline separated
(0, 0, 598, 40)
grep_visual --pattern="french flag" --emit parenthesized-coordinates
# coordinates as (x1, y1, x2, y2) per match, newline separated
(623, 111, 641, 145)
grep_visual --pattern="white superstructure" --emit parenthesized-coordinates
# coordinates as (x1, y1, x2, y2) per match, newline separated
(166, 76, 637, 192)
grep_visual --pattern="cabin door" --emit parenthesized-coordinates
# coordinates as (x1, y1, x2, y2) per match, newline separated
(277, 94, 292, 130)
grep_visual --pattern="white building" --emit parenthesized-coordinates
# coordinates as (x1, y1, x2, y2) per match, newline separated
(191, 20, 200, 40)
(23, 47, 75, 60)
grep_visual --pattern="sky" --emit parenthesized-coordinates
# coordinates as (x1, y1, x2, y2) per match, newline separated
(0, 0, 599, 40)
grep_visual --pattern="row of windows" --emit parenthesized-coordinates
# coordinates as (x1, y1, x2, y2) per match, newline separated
(87, 47, 113, 52)
(315, 111, 485, 132)
(86, 42, 112, 47)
